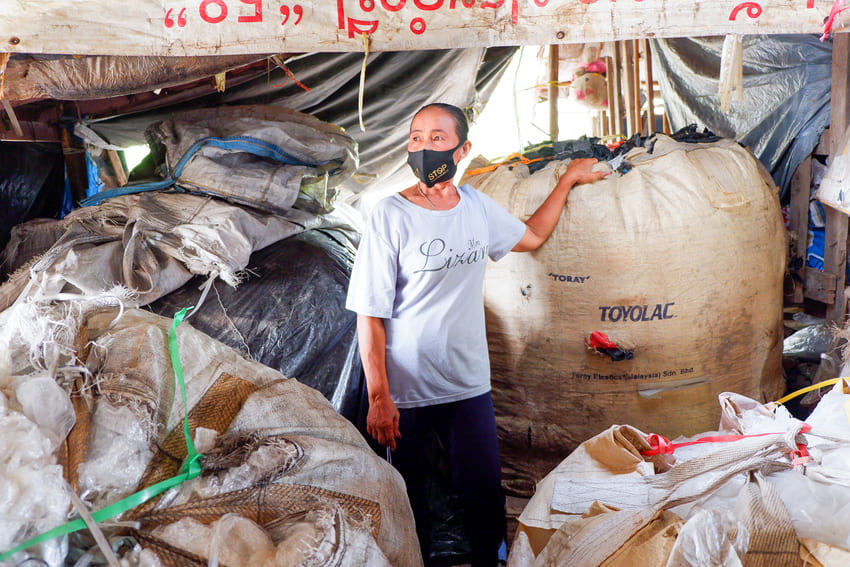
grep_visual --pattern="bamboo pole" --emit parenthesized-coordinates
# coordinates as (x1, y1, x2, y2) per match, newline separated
(548, 44, 559, 141)
(605, 55, 616, 136)
(644, 39, 655, 135)
(633, 39, 642, 135)
(610, 46, 623, 137)
(621, 40, 636, 136)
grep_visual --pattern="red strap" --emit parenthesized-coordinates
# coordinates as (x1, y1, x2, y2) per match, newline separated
(585, 331, 619, 350)
(821, 0, 850, 41)
(641, 423, 812, 456)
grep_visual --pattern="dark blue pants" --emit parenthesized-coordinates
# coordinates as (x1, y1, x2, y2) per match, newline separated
(391, 392, 506, 567)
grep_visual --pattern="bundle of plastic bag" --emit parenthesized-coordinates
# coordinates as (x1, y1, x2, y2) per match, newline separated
(0, 295, 421, 567)
(509, 386, 850, 566)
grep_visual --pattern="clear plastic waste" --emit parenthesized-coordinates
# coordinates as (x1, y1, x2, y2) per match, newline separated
(0, 412, 70, 567)
(665, 508, 747, 567)
(77, 401, 155, 510)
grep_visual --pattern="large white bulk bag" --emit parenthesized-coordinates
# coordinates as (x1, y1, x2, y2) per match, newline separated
(467, 136, 786, 495)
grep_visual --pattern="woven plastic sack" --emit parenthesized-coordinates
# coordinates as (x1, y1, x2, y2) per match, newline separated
(467, 135, 786, 495)
(508, 417, 806, 566)
(0, 192, 329, 311)
(148, 228, 365, 425)
(76, 307, 421, 567)
(146, 105, 358, 214)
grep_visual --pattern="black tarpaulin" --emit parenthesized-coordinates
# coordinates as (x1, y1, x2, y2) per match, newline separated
(0, 143, 66, 253)
(88, 48, 516, 198)
(651, 34, 832, 201)
(148, 227, 366, 425)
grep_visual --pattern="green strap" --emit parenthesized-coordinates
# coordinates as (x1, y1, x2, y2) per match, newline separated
(169, 306, 201, 476)
(0, 307, 202, 561)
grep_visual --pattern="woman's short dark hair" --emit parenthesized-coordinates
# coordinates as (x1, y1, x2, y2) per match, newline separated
(414, 103, 469, 143)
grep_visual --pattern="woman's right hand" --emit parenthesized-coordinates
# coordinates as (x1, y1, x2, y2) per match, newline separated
(367, 393, 401, 450)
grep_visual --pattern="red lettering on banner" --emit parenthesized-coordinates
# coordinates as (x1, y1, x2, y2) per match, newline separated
(347, 17, 379, 36)
(381, 0, 406, 9)
(729, 1, 762, 19)
(238, 0, 262, 22)
(164, 7, 188, 27)
(807, 0, 814, 7)
(280, 5, 303, 25)
(199, 0, 228, 23)
(533, 0, 548, 6)
(414, 0, 443, 10)
(337, 0, 345, 28)
(335, 0, 525, 37)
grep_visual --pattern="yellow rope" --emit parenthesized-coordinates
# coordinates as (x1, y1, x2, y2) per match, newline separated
(358, 33, 371, 132)
(775, 378, 842, 405)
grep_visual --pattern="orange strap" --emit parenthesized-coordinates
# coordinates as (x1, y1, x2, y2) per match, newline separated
(465, 153, 547, 177)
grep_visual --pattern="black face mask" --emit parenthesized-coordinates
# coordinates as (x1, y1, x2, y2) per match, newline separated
(407, 142, 463, 187)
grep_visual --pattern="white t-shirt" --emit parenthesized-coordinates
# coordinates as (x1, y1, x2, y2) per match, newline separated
(346, 184, 526, 408)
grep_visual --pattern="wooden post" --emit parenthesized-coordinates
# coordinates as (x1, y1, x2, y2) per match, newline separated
(644, 39, 655, 135)
(789, 157, 812, 304)
(621, 40, 636, 136)
(633, 39, 642, 135)
(60, 122, 88, 203)
(605, 55, 616, 136)
(611, 46, 624, 137)
(825, 33, 850, 321)
(548, 44, 559, 141)
(106, 149, 129, 187)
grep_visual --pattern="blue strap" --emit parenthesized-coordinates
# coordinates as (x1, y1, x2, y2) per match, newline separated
(82, 136, 319, 207)
(80, 179, 176, 206)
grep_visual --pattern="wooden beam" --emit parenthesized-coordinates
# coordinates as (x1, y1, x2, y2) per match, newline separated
(790, 157, 812, 261)
(633, 39, 643, 136)
(621, 40, 636, 136)
(644, 39, 655, 135)
(605, 55, 616, 137)
(0, 119, 62, 142)
(548, 44, 559, 142)
(825, 32, 850, 321)
(61, 125, 88, 204)
(1, 100, 24, 137)
(806, 268, 837, 304)
(106, 150, 129, 187)
(790, 157, 811, 304)
(815, 127, 831, 155)
(611, 47, 623, 138)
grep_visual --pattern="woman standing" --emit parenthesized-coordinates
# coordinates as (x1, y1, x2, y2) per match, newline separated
(346, 103, 603, 566)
